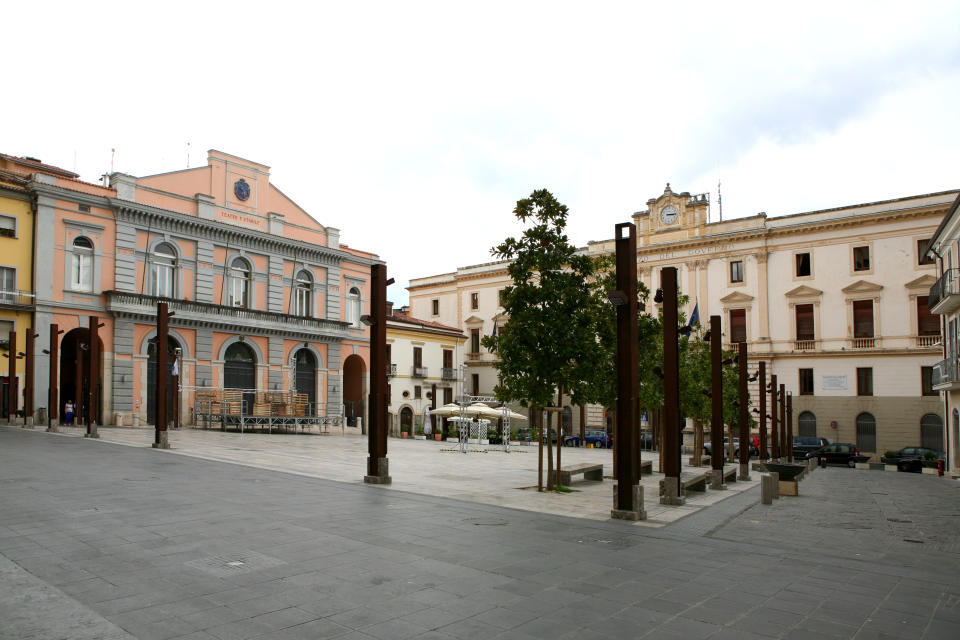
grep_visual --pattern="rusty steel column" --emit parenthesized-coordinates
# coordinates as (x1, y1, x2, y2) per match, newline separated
(738, 342, 750, 480)
(709, 316, 726, 490)
(758, 362, 767, 459)
(85, 317, 101, 438)
(47, 324, 61, 432)
(24, 328, 36, 426)
(779, 383, 786, 460)
(364, 263, 392, 484)
(154, 302, 170, 449)
(660, 267, 683, 505)
(611, 223, 641, 520)
(769, 374, 778, 461)
(6, 330, 16, 421)
(786, 392, 794, 462)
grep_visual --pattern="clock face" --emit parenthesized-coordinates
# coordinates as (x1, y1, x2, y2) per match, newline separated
(661, 205, 678, 225)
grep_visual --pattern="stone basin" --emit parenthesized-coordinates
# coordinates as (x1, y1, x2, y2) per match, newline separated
(762, 462, 806, 481)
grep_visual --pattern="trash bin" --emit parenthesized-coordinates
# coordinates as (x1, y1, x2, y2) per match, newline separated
(115, 412, 123, 426)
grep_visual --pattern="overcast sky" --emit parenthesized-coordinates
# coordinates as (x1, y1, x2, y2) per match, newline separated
(6, 1, 959, 306)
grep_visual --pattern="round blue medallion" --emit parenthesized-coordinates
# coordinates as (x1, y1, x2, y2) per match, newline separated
(234, 179, 250, 201)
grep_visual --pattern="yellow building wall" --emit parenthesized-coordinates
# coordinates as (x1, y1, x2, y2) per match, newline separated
(0, 187, 35, 413)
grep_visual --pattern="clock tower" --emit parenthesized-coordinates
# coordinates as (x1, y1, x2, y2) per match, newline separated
(633, 183, 711, 244)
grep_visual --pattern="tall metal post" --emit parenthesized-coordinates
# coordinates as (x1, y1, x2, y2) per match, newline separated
(709, 315, 726, 490)
(786, 392, 794, 462)
(769, 374, 778, 461)
(364, 263, 392, 484)
(154, 302, 170, 449)
(7, 330, 16, 421)
(660, 267, 683, 505)
(738, 342, 750, 480)
(611, 223, 642, 519)
(779, 383, 786, 459)
(85, 317, 100, 439)
(24, 328, 36, 426)
(48, 324, 60, 432)
(758, 362, 767, 459)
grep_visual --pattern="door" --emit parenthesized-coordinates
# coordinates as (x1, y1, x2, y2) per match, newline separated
(295, 349, 317, 412)
(147, 338, 180, 425)
(224, 342, 256, 413)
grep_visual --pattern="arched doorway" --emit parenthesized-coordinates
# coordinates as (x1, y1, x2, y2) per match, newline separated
(921, 413, 944, 452)
(856, 412, 877, 453)
(224, 342, 256, 413)
(59, 327, 103, 425)
(343, 353, 366, 429)
(294, 349, 317, 411)
(798, 411, 817, 437)
(147, 337, 181, 425)
(400, 407, 413, 433)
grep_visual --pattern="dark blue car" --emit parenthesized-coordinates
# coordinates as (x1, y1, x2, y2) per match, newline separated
(564, 430, 612, 448)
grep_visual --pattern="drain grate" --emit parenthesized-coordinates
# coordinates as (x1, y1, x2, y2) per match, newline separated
(185, 550, 286, 576)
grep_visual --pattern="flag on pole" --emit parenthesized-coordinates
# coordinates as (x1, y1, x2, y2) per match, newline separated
(491, 317, 498, 337)
(688, 302, 700, 329)
(171, 356, 179, 377)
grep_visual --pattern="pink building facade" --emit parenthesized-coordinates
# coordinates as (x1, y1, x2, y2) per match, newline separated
(28, 149, 376, 426)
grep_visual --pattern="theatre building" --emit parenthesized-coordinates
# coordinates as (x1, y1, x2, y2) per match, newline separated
(23, 149, 377, 427)
(410, 185, 957, 458)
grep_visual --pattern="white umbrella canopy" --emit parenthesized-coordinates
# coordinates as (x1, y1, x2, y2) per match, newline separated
(429, 402, 527, 421)
(430, 403, 463, 417)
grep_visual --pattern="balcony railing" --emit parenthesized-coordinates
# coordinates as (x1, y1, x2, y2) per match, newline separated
(0, 290, 35, 308)
(387, 364, 397, 377)
(929, 269, 960, 314)
(105, 291, 351, 333)
(794, 339, 816, 351)
(932, 357, 958, 388)
(441, 367, 457, 381)
(851, 337, 877, 349)
(916, 334, 941, 348)
(412, 366, 428, 378)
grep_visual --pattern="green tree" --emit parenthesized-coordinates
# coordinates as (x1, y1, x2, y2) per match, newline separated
(483, 189, 608, 486)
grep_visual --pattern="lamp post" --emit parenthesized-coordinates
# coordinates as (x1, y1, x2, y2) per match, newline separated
(610, 222, 643, 520)
(363, 263, 392, 484)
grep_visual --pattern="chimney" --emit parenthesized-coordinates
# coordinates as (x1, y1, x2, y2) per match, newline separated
(386, 301, 394, 317)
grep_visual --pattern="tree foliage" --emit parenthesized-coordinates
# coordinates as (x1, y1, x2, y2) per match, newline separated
(482, 190, 607, 410)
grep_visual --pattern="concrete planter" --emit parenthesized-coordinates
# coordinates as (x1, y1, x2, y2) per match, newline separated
(510, 440, 527, 446)
(884, 464, 898, 471)
(922, 467, 939, 475)
(868, 462, 884, 470)
(413, 435, 426, 440)
(854, 462, 870, 470)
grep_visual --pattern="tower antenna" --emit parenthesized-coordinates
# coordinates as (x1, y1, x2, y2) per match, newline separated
(718, 179, 723, 222)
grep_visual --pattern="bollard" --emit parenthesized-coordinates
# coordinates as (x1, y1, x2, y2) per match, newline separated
(770, 471, 780, 499)
(760, 473, 773, 505)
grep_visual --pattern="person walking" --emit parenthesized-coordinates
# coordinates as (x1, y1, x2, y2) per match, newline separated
(64, 400, 74, 426)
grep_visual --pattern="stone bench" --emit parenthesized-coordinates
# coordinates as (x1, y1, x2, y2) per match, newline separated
(660, 471, 708, 496)
(722, 466, 737, 483)
(549, 463, 603, 486)
(688, 455, 711, 466)
(640, 460, 653, 476)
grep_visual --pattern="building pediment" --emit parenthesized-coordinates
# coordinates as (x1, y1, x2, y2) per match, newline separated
(841, 280, 883, 294)
(784, 285, 823, 298)
(720, 291, 754, 303)
(904, 274, 937, 290)
(464, 315, 485, 325)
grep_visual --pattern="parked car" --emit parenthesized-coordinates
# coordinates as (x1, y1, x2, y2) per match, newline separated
(703, 436, 759, 458)
(792, 436, 831, 460)
(884, 447, 944, 473)
(807, 442, 870, 467)
(564, 430, 612, 448)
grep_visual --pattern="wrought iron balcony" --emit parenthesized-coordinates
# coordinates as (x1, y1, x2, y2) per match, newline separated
(104, 290, 352, 338)
(441, 367, 458, 381)
(412, 366, 428, 378)
(932, 357, 958, 390)
(0, 289, 35, 309)
(929, 269, 960, 314)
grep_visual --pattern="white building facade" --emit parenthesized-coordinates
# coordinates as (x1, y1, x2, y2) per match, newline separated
(410, 185, 957, 458)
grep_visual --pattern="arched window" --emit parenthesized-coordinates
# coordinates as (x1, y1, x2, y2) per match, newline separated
(229, 257, 250, 308)
(71, 236, 94, 291)
(294, 270, 312, 317)
(921, 413, 944, 452)
(855, 412, 877, 452)
(346, 286, 361, 326)
(151, 242, 177, 298)
(798, 411, 817, 437)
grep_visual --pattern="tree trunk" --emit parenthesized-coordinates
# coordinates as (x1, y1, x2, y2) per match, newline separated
(537, 406, 543, 491)
(546, 407, 554, 488)
(694, 418, 703, 467)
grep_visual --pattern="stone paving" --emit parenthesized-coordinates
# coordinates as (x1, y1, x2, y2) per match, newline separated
(1, 425, 959, 640)
(37, 424, 761, 526)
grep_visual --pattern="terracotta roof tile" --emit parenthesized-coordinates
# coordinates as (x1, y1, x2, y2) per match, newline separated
(389, 310, 463, 334)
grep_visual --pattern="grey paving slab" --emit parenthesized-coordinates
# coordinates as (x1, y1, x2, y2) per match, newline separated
(2, 426, 960, 640)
